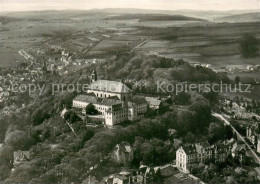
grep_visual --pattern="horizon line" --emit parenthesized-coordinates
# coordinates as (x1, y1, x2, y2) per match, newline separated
(1, 7, 260, 14)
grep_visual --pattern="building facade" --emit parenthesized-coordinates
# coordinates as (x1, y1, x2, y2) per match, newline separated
(176, 142, 213, 172)
(72, 71, 148, 126)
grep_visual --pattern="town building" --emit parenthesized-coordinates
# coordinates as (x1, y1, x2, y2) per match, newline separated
(257, 135, 260, 153)
(133, 165, 157, 184)
(246, 122, 260, 149)
(72, 94, 147, 126)
(177, 140, 238, 173)
(111, 142, 133, 165)
(214, 142, 232, 163)
(13, 150, 30, 168)
(105, 171, 132, 184)
(72, 71, 147, 126)
(145, 97, 162, 110)
(176, 141, 213, 172)
(128, 97, 148, 121)
(231, 142, 247, 164)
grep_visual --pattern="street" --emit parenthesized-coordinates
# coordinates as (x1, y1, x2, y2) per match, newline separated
(212, 112, 260, 165)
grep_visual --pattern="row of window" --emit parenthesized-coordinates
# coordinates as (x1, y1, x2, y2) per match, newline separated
(96, 93, 112, 98)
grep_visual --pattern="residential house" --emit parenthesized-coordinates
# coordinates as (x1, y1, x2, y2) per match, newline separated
(105, 171, 132, 184)
(257, 135, 260, 153)
(213, 142, 232, 163)
(111, 142, 133, 165)
(246, 122, 259, 148)
(145, 97, 162, 110)
(13, 150, 30, 167)
(128, 97, 148, 121)
(133, 165, 156, 184)
(231, 142, 247, 164)
(176, 141, 213, 173)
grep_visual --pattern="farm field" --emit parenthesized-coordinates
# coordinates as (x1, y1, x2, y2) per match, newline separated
(0, 47, 21, 68)
(0, 10, 259, 80)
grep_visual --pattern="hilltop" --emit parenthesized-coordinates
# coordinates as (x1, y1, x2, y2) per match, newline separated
(216, 12, 260, 22)
(105, 14, 206, 22)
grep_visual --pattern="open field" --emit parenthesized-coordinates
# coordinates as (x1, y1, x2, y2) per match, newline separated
(0, 10, 260, 86)
(0, 47, 21, 68)
(134, 22, 260, 69)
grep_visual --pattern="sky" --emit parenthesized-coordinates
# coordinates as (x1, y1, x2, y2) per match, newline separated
(0, 0, 259, 12)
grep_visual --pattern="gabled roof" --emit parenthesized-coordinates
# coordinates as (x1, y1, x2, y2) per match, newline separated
(179, 141, 212, 155)
(145, 97, 161, 106)
(73, 94, 98, 104)
(180, 144, 196, 154)
(232, 143, 246, 153)
(116, 141, 132, 154)
(14, 150, 30, 163)
(89, 80, 132, 93)
(195, 141, 211, 153)
(74, 94, 122, 106)
(99, 98, 122, 106)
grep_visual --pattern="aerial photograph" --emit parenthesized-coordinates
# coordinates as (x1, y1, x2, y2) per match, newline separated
(0, 0, 260, 183)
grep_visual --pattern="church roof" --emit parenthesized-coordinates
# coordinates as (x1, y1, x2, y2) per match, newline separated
(89, 80, 131, 93)
(73, 94, 122, 106)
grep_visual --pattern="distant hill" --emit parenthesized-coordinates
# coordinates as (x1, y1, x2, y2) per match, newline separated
(105, 14, 205, 21)
(216, 12, 260, 22)
(2, 9, 259, 22)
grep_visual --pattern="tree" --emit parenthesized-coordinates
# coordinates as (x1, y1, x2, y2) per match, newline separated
(174, 92, 191, 105)
(64, 111, 81, 124)
(5, 130, 29, 150)
(229, 101, 233, 108)
(240, 34, 258, 58)
(235, 76, 240, 85)
(85, 103, 98, 115)
(252, 99, 257, 108)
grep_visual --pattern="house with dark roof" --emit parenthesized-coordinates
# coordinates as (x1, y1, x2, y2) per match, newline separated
(128, 96, 148, 121)
(177, 139, 243, 173)
(213, 142, 232, 163)
(176, 141, 213, 172)
(231, 142, 247, 164)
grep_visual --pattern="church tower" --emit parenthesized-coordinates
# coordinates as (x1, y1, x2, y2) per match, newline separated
(91, 70, 97, 83)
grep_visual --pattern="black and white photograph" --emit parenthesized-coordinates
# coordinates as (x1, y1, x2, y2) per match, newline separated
(0, 0, 260, 183)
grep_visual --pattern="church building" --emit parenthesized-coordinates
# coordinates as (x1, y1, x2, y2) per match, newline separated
(87, 71, 133, 101)
(72, 71, 147, 126)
